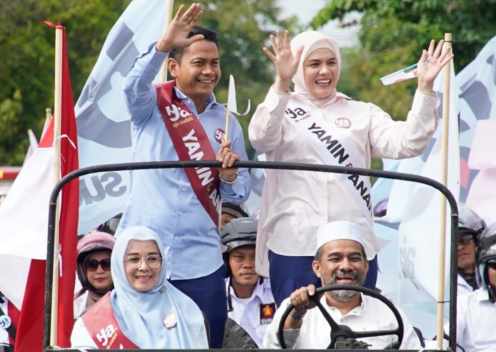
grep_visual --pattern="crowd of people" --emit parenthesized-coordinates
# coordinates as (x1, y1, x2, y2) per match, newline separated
(62, 204, 496, 351)
(1, 2, 494, 351)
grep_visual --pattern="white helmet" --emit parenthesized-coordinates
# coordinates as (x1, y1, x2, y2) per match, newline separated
(458, 205, 486, 241)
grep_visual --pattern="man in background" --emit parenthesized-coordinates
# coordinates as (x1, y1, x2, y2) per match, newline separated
(221, 217, 275, 348)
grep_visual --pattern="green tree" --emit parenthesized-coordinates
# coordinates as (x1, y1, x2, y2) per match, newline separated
(312, 0, 496, 70)
(0, 0, 131, 165)
(310, 0, 496, 124)
(0, 0, 298, 164)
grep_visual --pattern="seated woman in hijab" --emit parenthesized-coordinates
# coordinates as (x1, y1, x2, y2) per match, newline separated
(248, 30, 453, 305)
(71, 226, 209, 349)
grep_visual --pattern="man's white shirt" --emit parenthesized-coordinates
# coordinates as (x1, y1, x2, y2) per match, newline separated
(456, 288, 496, 352)
(458, 274, 475, 297)
(263, 293, 421, 349)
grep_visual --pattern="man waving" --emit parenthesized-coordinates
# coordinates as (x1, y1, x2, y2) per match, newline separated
(119, 3, 251, 347)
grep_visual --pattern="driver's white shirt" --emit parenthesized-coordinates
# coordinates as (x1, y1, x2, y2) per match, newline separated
(456, 288, 496, 352)
(263, 294, 421, 349)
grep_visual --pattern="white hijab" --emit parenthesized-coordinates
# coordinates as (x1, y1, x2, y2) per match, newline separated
(290, 31, 342, 103)
(111, 226, 208, 348)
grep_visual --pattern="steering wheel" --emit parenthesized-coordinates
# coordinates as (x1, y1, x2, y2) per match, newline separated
(277, 285, 404, 349)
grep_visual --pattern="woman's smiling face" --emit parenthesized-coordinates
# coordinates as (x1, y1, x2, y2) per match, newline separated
(302, 48, 339, 100)
(124, 239, 162, 292)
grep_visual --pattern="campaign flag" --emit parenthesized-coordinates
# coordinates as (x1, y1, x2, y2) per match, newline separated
(456, 36, 496, 224)
(76, 0, 170, 234)
(394, 65, 460, 300)
(374, 36, 496, 336)
(0, 25, 79, 350)
(0, 119, 57, 319)
(376, 64, 460, 325)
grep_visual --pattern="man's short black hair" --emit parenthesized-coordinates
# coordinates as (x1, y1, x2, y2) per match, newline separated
(169, 26, 219, 62)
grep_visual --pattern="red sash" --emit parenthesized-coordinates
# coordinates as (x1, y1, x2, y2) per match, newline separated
(156, 81, 220, 226)
(82, 293, 138, 349)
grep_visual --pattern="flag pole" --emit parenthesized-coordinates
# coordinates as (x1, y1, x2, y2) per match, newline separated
(49, 25, 64, 346)
(159, 0, 175, 82)
(435, 32, 453, 349)
(223, 108, 230, 143)
(220, 104, 230, 231)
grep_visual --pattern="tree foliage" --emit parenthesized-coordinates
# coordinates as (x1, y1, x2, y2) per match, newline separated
(310, 0, 496, 124)
(0, 0, 130, 164)
(0, 0, 297, 164)
(312, 0, 496, 70)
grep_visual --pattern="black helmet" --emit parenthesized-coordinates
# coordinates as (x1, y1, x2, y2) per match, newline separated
(221, 217, 259, 307)
(477, 222, 496, 302)
(458, 206, 486, 242)
(221, 217, 257, 254)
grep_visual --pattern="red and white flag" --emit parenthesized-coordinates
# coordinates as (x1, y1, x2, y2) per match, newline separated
(0, 24, 79, 350)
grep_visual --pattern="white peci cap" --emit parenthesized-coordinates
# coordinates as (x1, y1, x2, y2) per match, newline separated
(316, 221, 376, 260)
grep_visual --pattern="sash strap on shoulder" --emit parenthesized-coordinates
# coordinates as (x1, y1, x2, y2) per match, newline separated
(155, 81, 221, 226)
(82, 293, 138, 349)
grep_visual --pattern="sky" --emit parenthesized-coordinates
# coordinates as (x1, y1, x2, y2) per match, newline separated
(277, 0, 360, 47)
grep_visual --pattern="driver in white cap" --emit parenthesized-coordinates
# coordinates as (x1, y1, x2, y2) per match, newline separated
(262, 220, 421, 349)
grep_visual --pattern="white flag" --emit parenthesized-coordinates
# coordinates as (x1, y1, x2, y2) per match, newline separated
(371, 65, 460, 339)
(372, 36, 496, 335)
(375, 64, 460, 298)
(457, 36, 496, 224)
(0, 137, 55, 260)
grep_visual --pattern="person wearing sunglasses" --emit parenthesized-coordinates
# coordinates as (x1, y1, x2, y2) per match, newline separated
(455, 222, 496, 351)
(74, 230, 115, 319)
(71, 226, 208, 348)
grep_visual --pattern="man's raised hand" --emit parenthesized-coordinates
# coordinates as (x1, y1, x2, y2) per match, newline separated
(156, 3, 204, 52)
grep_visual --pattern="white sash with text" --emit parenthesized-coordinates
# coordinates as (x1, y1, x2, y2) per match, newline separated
(284, 101, 372, 218)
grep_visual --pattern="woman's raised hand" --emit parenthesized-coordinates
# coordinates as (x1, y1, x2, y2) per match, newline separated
(416, 39, 454, 94)
(262, 31, 303, 93)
